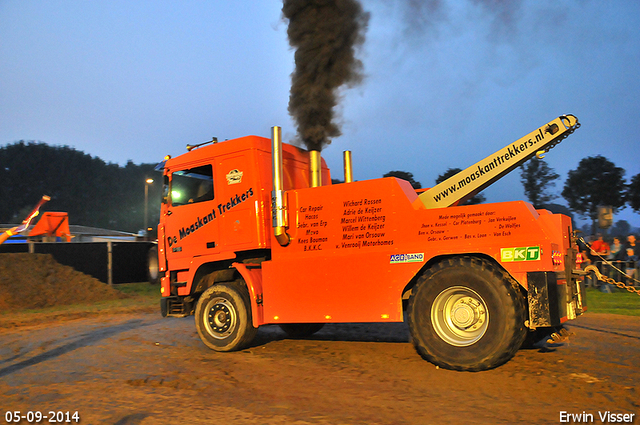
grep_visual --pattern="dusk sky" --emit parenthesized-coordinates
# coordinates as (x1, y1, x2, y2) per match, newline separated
(1, 1, 639, 228)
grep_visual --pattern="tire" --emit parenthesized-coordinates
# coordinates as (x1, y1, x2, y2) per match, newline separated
(278, 323, 325, 338)
(147, 245, 159, 285)
(195, 281, 258, 352)
(407, 256, 527, 371)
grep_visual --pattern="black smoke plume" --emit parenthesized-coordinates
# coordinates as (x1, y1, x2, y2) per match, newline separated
(283, 0, 369, 152)
(398, 0, 523, 39)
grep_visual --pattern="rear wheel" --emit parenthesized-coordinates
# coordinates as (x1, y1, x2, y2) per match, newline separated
(408, 256, 527, 371)
(195, 281, 257, 352)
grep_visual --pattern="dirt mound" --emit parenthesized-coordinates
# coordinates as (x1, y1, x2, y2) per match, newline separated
(0, 253, 126, 311)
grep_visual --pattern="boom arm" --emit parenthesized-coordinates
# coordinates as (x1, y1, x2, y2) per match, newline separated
(417, 115, 580, 209)
(0, 195, 50, 245)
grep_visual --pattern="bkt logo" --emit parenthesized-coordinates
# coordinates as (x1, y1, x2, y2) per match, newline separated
(500, 246, 540, 262)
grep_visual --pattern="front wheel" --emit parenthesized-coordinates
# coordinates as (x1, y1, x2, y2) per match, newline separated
(195, 281, 257, 352)
(408, 256, 527, 371)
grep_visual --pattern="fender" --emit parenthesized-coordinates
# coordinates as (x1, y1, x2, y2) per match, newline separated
(173, 252, 238, 296)
(232, 262, 264, 327)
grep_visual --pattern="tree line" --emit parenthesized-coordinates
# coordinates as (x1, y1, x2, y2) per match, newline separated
(0, 141, 162, 233)
(1, 141, 638, 235)
(523, 155, 640, 233)
(385, 155, 640, 234)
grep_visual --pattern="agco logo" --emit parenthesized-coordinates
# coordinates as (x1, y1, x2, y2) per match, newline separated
(390, 253, 424, 264)
(500, 246, 540, 262)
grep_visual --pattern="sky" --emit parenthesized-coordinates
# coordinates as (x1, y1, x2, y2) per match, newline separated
(1, 0, 639, 228)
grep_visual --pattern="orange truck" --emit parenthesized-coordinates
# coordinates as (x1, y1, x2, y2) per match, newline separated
(155, 115, 585, 371)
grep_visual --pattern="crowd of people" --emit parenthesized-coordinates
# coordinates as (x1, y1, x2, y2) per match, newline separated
(576, 233, 638, 289)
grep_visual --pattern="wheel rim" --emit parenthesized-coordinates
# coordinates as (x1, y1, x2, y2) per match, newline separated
(204, 297, 237, 339)
(431, 286, 489, 347)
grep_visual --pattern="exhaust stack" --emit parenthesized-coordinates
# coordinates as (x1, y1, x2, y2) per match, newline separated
(310, 150, 322, 188)
(343, 150, 353, 183)
(271, 126, 290, 246)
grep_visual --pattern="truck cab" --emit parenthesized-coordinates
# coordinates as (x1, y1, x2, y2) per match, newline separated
(157, 136, 330, 314)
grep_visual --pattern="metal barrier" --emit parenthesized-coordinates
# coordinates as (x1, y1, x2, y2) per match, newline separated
(0, 241, 154, 284)
(590, 260, 638, 287)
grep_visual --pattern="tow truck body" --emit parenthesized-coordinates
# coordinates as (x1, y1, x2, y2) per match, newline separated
(156, 115, 585, 371)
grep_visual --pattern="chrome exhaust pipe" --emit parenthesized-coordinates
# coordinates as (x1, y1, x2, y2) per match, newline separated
(343, 150, 353, 183)
(271, 126, 290, 246)
(310, 150, 321, 188)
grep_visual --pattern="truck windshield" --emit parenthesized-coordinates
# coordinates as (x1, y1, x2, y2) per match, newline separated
(170, 164, 214, 207)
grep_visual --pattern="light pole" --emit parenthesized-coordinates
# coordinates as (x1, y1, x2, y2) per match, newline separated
(144, 178, 154, 238)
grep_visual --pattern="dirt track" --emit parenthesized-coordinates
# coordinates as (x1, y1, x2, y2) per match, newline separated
(1, 312, 638, 425)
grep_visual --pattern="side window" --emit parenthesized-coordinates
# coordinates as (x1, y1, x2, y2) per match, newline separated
(162, 174, 170, 204)
(170, 164, 214, 207)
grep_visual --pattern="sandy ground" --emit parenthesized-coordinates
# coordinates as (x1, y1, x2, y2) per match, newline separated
(0, 310, 638, 425)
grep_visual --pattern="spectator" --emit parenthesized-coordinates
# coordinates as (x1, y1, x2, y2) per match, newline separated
(626, 234, 638, 255)
(624, 234, 638, 285)
(576, 245, 593, 286)
(590, 233, 610, 258)
(608, 237, 625, 282)
(609, 237, 623, 260)
(590, 233, 610, 279)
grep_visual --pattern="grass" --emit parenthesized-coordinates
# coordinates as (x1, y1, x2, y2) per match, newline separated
(27, 281, 160, 312)
(112, 281, 161, 298)
(585, 287, 640, 316)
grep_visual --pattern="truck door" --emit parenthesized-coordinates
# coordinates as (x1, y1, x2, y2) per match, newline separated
(163, 163, 220, 269)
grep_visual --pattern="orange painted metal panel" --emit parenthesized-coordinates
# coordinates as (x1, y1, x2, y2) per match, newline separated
(159, 134, 576, 328)
(28, 212, 71, 241)
(262, 177, 566, 324)
(232, 262, 264, 327)
(161, 136, 330, 296)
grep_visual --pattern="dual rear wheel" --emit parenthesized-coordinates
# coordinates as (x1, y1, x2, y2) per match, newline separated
(408, 256, 527, 371)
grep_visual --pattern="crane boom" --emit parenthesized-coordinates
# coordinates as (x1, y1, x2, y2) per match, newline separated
(416, 114, 580, 209)
(0, 195, 50, 245)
